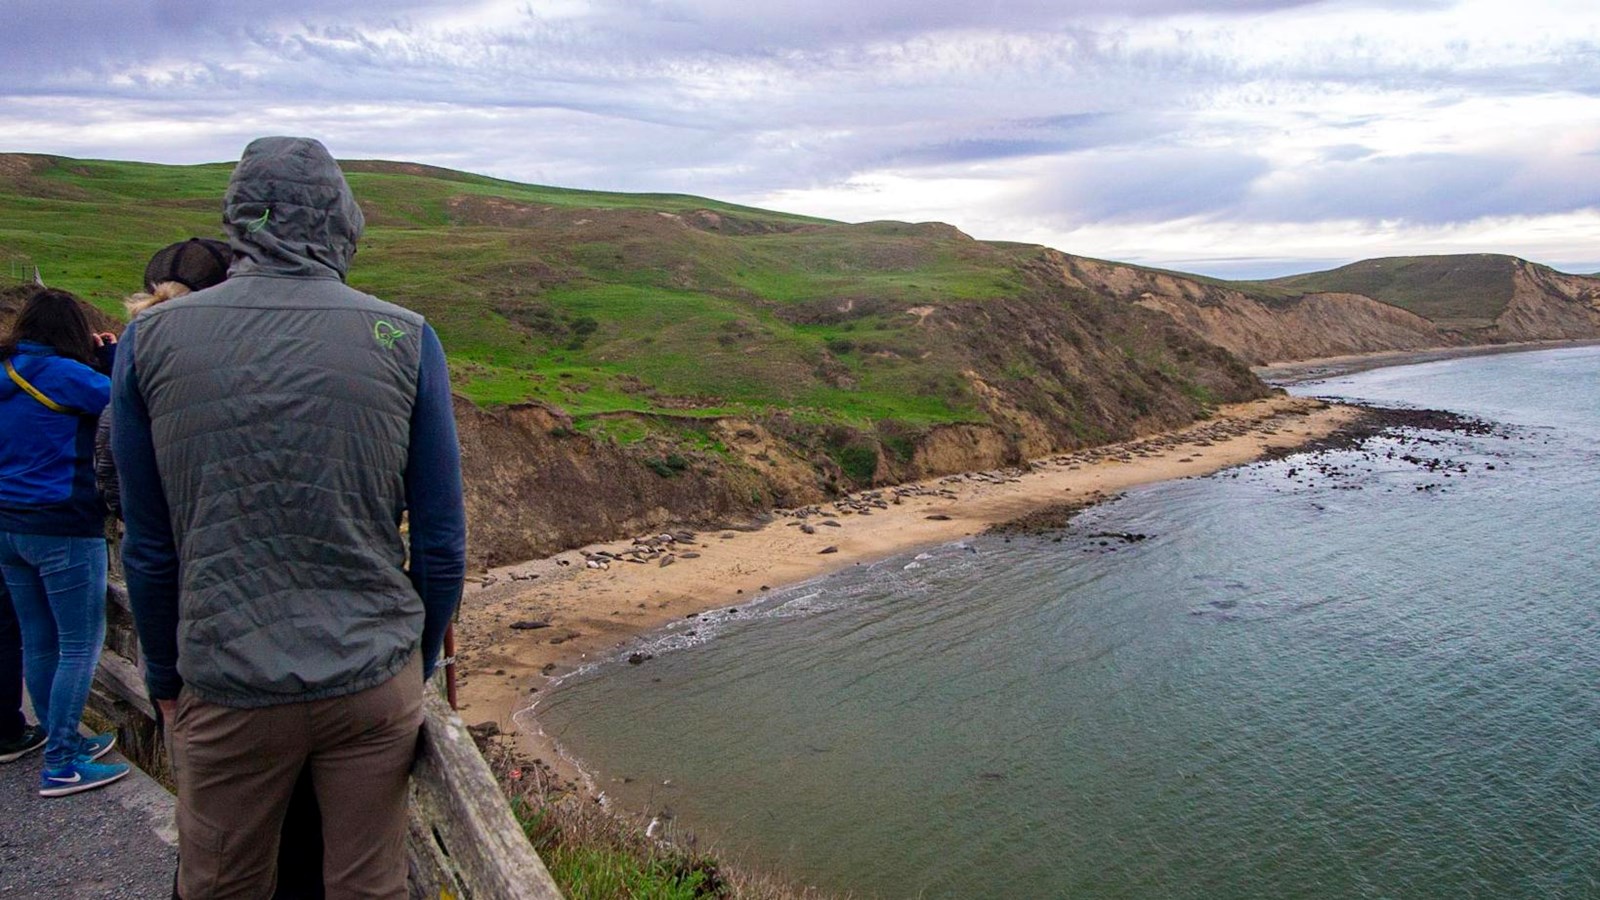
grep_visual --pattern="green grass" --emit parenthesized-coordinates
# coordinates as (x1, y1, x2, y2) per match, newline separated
(544, 847, 710, 900)
(512, 795, 723, 900)
(343, 159, 832, 226)
(577, 416, 651, 445)
(0, 150, 1257, 450)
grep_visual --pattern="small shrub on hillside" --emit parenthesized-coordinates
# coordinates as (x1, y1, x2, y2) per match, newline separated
(834, 444, 878, 484)
(645, 454, 691, 478)
(565, 317, 599, 350)
(881, 434, 916, 463)
(496, 303, 566, 337)
(912, 372, 970, 408)
(1181, 381, 1218, 407)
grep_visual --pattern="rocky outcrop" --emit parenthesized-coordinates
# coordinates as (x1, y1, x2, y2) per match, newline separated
(452, 401, 784, 566)
(1135, 288, 1452, 365)
(909, 424, 1017, 476)
(1045, 253, 1451, 365)
(1494, 260, 1600, 341)
(1044, 251, 1600, 364)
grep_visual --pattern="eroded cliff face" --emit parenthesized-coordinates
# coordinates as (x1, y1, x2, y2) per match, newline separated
(454, 276, 1269, 565)
(1047, 254, 1452, 365)
(1044, 252, 1600, 364)
(454, 402, 785, 566)
(1494, 260, 1600, 341)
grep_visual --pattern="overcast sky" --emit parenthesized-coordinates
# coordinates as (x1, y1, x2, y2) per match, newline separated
(5, 0, 1598, 278)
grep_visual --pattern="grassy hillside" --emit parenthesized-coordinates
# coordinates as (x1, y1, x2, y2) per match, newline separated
(1256, 254, 1519, 330)
(0, 153, 1254, 451)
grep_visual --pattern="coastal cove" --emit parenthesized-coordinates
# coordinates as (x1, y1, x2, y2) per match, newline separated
(453, 393, 1358, 757)
(471, 344, 1600, 898)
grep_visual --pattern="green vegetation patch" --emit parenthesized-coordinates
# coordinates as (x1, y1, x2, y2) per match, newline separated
(513, 796, 725, 900)
(1260, 254, 1518, 327)
(0, 151, 1254, 452)
(544, 847, 712, 900)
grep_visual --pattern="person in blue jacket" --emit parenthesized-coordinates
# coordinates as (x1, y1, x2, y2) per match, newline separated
(0, 288, 130, 796)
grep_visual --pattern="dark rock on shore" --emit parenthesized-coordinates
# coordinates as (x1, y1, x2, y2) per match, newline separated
(985, 500, 1097, 536)
(1088, 531, 1149, 544)
(1261, 404, 1498, 460)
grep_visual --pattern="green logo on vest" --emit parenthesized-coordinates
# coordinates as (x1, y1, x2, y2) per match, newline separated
(373, 320, 407, 349)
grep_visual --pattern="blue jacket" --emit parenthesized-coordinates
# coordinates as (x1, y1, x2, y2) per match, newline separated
(0, 341, 113, 536)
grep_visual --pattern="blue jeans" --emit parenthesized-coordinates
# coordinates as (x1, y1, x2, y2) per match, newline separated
(0, 532, 107, 768)
(0, 578, 23, 741)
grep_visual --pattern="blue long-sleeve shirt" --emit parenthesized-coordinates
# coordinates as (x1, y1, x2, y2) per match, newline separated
(113, 321, 466, 700)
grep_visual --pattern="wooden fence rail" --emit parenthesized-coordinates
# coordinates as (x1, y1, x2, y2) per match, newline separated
(90, 583, 564, 900)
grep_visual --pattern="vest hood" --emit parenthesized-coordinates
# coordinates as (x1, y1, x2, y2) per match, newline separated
(223, 136, 364, 281)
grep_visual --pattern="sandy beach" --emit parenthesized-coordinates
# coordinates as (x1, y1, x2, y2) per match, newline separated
(450, 393, 1364, 783)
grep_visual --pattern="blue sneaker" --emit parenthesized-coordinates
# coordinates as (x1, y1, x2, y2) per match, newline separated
(77, 732, 116, 763)
(0, 724, 47, 763)
(39, 759, 131, 797)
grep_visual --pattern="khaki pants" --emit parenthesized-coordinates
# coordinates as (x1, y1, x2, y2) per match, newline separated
(169, 656, 423, 900)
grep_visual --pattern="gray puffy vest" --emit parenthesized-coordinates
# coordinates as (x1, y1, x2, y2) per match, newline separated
(134, 281, 426, 706)
(134, 136, 428, 707)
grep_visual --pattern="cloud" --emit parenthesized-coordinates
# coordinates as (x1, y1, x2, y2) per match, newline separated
(550, 0, 1349, 53)
(0, 1, 454, 84)
(1320, 144, 1376, 162)
(1244, 151, 1600, 224)
(4, 0, 1600, 272)
(1012, 147, 1272, 224)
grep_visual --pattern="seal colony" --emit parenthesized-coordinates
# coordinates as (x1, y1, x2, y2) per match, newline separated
(448, 392, 1363, 785)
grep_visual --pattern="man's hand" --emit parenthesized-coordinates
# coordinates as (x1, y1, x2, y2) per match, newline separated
(157, 697, 177, 723)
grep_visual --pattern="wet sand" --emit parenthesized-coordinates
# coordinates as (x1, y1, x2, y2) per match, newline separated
(450, 393, 1363, 784)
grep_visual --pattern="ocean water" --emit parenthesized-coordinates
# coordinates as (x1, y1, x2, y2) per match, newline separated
(534, 346, 1600, 899)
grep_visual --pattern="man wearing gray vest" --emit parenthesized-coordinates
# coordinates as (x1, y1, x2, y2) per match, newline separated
(112, 136, 466, 898)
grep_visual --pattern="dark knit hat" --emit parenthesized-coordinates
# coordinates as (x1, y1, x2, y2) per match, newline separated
(143, 238, 231, 293)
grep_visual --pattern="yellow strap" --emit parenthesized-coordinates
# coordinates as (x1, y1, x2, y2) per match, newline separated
(5, 359, 77, 414)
